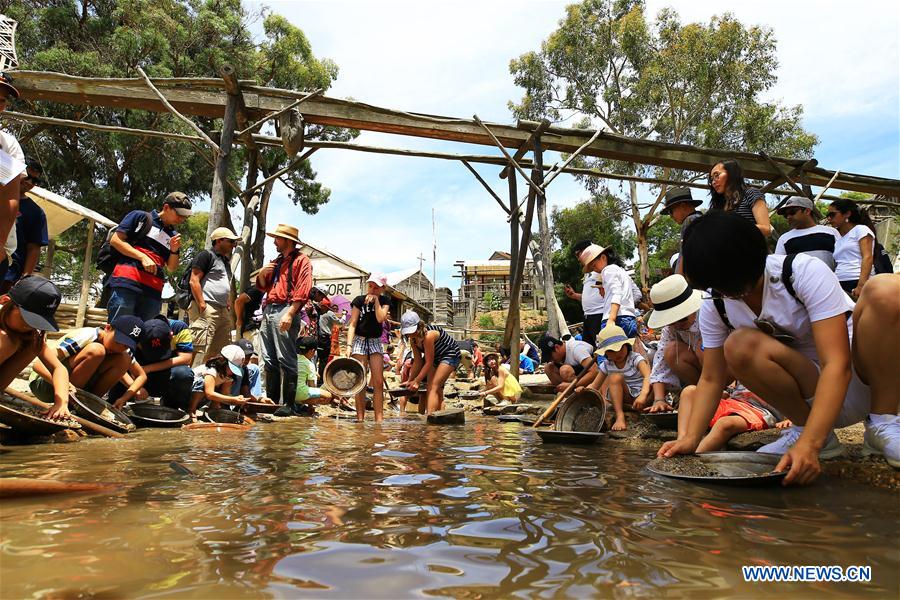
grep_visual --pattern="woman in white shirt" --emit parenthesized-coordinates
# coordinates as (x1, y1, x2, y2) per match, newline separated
(658, 212, 898, 484)
(828, 198, 876, 299)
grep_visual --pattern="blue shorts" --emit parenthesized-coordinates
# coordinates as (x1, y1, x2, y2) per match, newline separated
(437, 354, 461, 368)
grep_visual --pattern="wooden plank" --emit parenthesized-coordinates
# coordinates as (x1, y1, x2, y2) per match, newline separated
(11, 70, 900, 196)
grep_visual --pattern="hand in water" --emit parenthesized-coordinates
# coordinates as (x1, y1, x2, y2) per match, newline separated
(776, 442, 821, 486)
(657, 435, 700, 458)
(644, 400, 671, 413)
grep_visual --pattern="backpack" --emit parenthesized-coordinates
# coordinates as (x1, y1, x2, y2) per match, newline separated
(175, 269, 193, 311)
(873, 241, 894, 274)
(713, 254, 801, 331)
(96, 211, 154, 275)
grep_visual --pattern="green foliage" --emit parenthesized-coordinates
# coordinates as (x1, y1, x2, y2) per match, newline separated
(3, 1, 353, 292)
(549, 188, 635, 321)
(481, 292, 502, 311)
(478, 314, 496, 328)
(634, 215, 680, 285)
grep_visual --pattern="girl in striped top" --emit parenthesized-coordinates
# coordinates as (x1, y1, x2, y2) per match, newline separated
(709, 159, 772, 237)
(399, 311, 461, 415)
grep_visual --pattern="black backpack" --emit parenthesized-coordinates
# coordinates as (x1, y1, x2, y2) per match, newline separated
(175, 269, 193, 311)
(873, 241, 894, 274)
(96, 211, 154, 275)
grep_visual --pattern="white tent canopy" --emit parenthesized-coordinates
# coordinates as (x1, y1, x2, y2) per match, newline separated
(26, 185, 116, 238)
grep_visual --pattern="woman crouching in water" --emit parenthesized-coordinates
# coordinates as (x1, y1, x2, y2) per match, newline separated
(400, 310, 461, 414)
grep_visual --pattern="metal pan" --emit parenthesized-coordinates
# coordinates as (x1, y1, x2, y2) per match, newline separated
(386, 388, 418, 397)
(70, 389, 135, 434)
(642, 410, 679, 430)
(125, 404, 190, 428)
(0, 392, 81, 436)
(646, 452, 786, 486)
(536, 430, 605, 444)
(243, 401, 279, 414)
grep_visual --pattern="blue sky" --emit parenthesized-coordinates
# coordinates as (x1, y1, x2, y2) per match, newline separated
(241, 0, 899, 290)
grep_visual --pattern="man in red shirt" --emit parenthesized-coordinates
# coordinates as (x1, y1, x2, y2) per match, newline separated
(256, 223, 312, 415)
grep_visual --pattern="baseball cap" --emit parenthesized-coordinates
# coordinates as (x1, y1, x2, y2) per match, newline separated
(399, 310, 421, 335)
(236, 338, 256, 356)
(8, 276, 61, 332)
(164, 191, 193, 216)
(220, 345, 246, 376)
(776, 196, 818, 217)
(211, 226, 240, 242)
(111, 315, 145, 350)
(295, 336, 318, 352)
(367, 273, 388, 287)
(139, 317, 173, 362)
(538, 333, 562, 364)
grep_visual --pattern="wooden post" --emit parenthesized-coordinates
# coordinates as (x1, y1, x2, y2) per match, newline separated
(208, 66, 239, 241)
(507, 172, 520, 378)
(41, 239, 55, 279)
(75, 220, 95, 327)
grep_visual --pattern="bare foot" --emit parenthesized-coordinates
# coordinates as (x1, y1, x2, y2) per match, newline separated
(612, 417, 627, 431)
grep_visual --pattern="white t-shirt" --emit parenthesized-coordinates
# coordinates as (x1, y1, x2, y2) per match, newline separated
(774, 225, 841, 271)
(599, 351, 647, 396)
(563, 338, 594, 368)
(834, 225, 876, 282)
(193, 364, 230, 388)
(599, 264, 637, 317)
(581, 272, 604, 315)
(699, 254, 855, 361)
(0, 129, 24, 259)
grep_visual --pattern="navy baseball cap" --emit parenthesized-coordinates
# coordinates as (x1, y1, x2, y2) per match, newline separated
(236, 338, 255, 356)
(9, 276, 61, 332)
(139, 316, 173, 362)
(539, 334, 562, 364)
(111, 315, 144, 350)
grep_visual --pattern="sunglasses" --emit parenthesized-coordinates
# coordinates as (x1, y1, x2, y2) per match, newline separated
(826, 211, 839, 219)
(782, 208, 801, 217)
(754, 317, 796, 345)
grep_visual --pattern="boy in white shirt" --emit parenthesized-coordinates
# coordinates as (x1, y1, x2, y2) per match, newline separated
(658, 212, 898, 484)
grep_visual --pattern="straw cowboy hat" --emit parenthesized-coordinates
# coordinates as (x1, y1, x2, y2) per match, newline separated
(646, 274, 702, 329)
(594, 324, 635, 355)
(483, 352, 500, 365)
(578, 243, 606, 273)
(266, 223, 301, 244)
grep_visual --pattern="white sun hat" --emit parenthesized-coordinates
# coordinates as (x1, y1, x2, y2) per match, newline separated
(647, 274, 702, 329)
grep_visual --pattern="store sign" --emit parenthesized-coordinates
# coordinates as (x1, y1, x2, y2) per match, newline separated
(317, 278, 361, 297)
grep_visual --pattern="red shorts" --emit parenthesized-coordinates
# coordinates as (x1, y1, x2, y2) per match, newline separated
(710, 395, 770, 432)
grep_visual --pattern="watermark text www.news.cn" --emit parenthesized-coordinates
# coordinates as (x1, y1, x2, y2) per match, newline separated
(742, 565, 872, 583)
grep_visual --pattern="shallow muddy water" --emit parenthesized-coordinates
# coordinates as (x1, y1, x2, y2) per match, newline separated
(1, 416, 897, 598)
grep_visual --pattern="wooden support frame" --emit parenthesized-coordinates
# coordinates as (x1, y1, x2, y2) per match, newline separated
(460, 160, 509, 214)
(236, 88, 322, 138)
(136, 67, 220, 155)
(473, 115, 543, 196)
(499, 120, 553, 179)
(243, 148, 318, 195)
(75, 220, 96, 328)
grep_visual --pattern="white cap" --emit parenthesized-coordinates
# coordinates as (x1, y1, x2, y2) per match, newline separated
(220, 344, 246, 376)
(400, 310, 421, 335)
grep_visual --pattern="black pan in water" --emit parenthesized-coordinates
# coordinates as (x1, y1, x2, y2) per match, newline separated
(646, 452, 786, 486)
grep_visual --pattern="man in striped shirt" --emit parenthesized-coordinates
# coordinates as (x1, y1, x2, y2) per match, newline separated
(106, 192, 192, 320)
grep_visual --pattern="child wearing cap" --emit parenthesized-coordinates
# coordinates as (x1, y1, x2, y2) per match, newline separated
(0, 277, 71, 419)
(584, 325, 651, 431)
(290, 336, 334, 416)
(401, 310, 462, 415)
(480, 352, 522, 404)
(345, 274, 391, 422)
(187, 345, 251, 419)
(30, 314, 148, 410)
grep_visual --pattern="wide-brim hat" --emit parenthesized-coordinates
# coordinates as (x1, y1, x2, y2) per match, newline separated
(483, 352, 500, 365)
(0, 73, 19, 99)
(594, 325, 635, 355)
(646, 274, 702, 329)
(266, 223, 301, 244)
(578, 244, 606, 273)
(661, 186, 702, 215)
(211, 226, 241, 242)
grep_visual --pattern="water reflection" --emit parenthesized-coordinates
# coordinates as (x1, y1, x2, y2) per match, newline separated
(1, 417, 897, 598)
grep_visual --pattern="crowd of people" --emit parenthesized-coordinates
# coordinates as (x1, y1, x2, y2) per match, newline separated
(540, 158, 898, 484)
(0, 65, 897, 485)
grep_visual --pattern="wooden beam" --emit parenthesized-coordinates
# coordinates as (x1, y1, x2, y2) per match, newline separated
(499, 119, 552, 179)
(473, 115, 542, 195)
(14, 71, 896, 195)
(243, 148, 318, 195)
(236, 88, 321, 138)
(75, 221, 95, 328)
(3, 110, 204, 143)
(136, 67, 220, 154)
(460, 160, 508, 214)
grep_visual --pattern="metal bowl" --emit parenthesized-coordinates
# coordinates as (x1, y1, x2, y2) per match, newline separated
(0, 392, 81, 436)
(202, 408, 244, 424)
(646, 452, 786, 486)
(555, 389, 608, 432)
(125, 404, 190, 428)
(323, 356, 367, 396)
(70, 389, 135, 434)
(243, 401, 279, 414)
(642, 410, 679, 430)
(537, 430, 605, 444)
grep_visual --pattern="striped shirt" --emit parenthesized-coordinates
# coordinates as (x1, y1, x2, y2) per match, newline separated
(108, 209, 175, 298)
(425, 324, 461, 364)
(732, 188, 765, 224)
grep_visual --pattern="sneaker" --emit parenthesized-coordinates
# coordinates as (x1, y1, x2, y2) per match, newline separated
(863, 414, 900, 469)
(757, 426, 846, 459)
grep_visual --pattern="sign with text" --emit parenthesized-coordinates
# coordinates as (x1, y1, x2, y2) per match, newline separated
(316, 278, 361, 298)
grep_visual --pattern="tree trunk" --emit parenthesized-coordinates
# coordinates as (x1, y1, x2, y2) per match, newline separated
(536, 186, 568, 338)
(207, 92, 238, 246)
(252, 180, 275, 272)
(637, 223, 650, 292)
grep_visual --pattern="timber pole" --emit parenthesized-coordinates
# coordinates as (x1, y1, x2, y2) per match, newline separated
(506, 171, 521, 378)
(75, 220, 96, 328)
(208, 65, 239, 241)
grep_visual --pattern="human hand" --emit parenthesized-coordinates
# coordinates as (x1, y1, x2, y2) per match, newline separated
(140, 254, 157, 274)
(632, 393, 649, 411)
(555, 382, 569, 393)
(406, 380, 420, 392)
(775, 442, 821, 486)
(365, 294, 378, 305)
(112, 398, 126, 410)
(645, 400, 671, 413)
(851, 283, 865, 299)
(278, 313, 293, 332)
(775, 419, 793, 429)
(45, 402, 72, 420)
(564, 284, 575, 299)
(657, 435, 700, 458)
(135, 388, 149, 401)
(170, 234, 182, 253)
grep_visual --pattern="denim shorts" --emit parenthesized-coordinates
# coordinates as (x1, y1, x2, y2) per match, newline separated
(437, 353, 462, 369)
